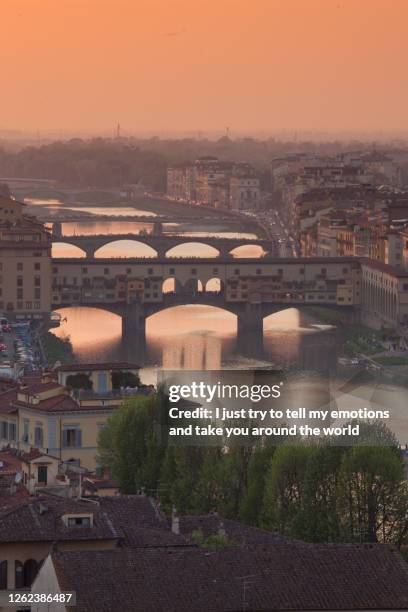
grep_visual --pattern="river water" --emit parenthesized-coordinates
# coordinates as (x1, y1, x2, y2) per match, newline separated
(26, 200, 337, 383)
(19, 199, 336, 383)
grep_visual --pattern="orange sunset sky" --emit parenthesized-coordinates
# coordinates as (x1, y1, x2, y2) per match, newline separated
(1, 0, 407, 134)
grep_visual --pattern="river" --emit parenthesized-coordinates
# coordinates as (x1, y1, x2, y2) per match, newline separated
(26, 200, 338, 384)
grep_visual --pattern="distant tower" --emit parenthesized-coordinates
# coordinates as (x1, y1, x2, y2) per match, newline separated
(226, 126, 230, 139)
(116, 122, 121, 139)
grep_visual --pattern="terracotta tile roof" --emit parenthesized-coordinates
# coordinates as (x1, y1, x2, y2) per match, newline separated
(0, 389, 18, 414)
(51, 543, 408, 611)
(13, 394, 79, 413)
(179, 514, 291, 547)
(0, 492, 119, 543)
(99, 496, 173, 547)
(22, 381, 63, 394)
(55, 362, 140, 372)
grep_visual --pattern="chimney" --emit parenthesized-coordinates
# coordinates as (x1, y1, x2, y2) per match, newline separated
(171, 506, 180, 535)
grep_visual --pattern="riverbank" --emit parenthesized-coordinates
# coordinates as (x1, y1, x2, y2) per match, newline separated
(41, 330, 75, 366)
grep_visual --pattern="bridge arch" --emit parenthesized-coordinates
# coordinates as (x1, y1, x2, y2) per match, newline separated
(51, 242, 87, 258)
(205, 277, 223, 293)
(145, 301, 239, 321)
(229, 244, 267, 258)
(162, 277, 183, 294)
(165, 241, 220, 258)
(94, 239, 158, 258)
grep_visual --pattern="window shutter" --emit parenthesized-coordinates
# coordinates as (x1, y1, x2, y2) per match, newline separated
(76, 430, 82, 447)
(61, 430, 68, 448)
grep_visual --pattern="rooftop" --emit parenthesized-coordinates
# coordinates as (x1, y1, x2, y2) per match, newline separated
(50, 542, 408, 611)
(55, 362, 140, 372)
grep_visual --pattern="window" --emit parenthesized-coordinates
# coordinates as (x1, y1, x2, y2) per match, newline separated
(15, 561, 23, 589)
(34, 262, 41, 270)
(191, 268, 197, 275)
(34, 275, 41, 286)
(17, 288, 23, 300)
(34, 288, 41, 300)
(53, 266, 58, 274)
(37, 465, 48, 485)
(342, 268, 348, 274)
(8, 423, 16, 441)
(148, 268, 154, 275)
(22, 419, 29, 443)
(82, 267, 88, 274)
(234, 269, 240, 275)
(0, 422, 7, 440)
(126, 268, 132, 274)
(0, 560, 7, 590)
(104, 268, 109, 275)
(34, 426, 43, 448)
(256, 269, 262, 275)
(169, 268, 175, 274)
(17, 262, 23, 271)
(22, 560, 38, 587)
(62, 428, 82, 448)
(67, 516, 91, 528)
(17, 276, 23, 287)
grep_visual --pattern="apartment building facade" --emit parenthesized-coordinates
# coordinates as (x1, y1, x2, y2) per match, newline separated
(0, 196, 52, 319)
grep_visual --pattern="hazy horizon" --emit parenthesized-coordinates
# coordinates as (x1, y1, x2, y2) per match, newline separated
(1, 0, 408, 134)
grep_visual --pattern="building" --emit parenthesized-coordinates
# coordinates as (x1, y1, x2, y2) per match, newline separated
(0, 492, 121, 593)
(0, 195, 52, 319)
(167, 158, 260, 210)
(0, 364, 145, 470)
(55, 362, 140, 394)
(229, 175, 260, 210)
(32, 539, 408, 611)
(0, 490, 173, 596)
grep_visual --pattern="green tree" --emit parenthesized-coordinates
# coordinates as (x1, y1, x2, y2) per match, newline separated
(239, 445, 275, 525)
(97, 395, 164, 493)
(299, 445, 345, 542)
(159, 446, 205, 514)
(193, 447, 224, 514)
(262, 444, 312, 535)
(66, 373, 93, 390)
(337, 445, 408, 544)
(111, 370, 141, 389)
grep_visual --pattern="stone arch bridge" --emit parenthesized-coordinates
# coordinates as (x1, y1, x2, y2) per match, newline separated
(51, 234, 273, 258)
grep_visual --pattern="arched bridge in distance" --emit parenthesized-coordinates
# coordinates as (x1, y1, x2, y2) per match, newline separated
(51, 233, 274, 259)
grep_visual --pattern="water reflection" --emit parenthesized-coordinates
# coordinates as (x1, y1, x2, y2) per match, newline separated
(62, 206, 158, 217)
(60, 221, 155, 236)
(51, 306, 337, 383)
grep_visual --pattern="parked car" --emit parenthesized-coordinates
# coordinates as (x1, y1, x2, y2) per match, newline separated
(0, 343, 6, 351)
(2, 324, 12, 333)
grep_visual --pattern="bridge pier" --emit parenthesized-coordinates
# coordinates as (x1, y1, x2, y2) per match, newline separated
(237, 303, 264, 359)
(122, 303, 147, 363)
